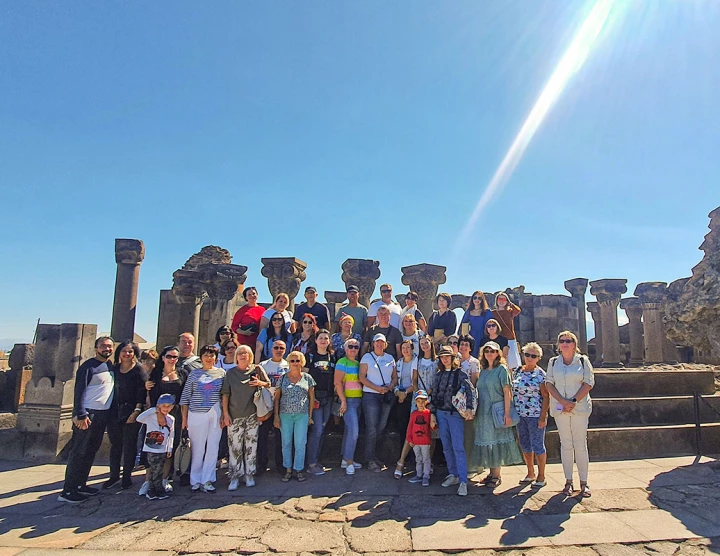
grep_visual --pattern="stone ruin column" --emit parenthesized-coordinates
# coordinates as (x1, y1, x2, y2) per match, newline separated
(620, 297, 644, 367)
(401, 264, 447, 324)
(589, 279, 628, 367)
(7, 343, 34, 412)
(261, 257, 308, 309)
(324, 291, 348, 323)
(635, 281, 669, 364)
(16, 323, 97, 459)
(199, 264, 248, 347)
(450, 294, 471, 312)
(586, 301, 603, 365)
(564, 278, 589, 353)
(111, 239, 145, 341)
(341, 259, 381, 309)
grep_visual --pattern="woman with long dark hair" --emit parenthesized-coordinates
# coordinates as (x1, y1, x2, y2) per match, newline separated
(256, 310, 291, 362)
(460, 291, 493, 357)
(305, 329, 336, 475)
(105, 341, 146, 490)
(291, 313, 318, 355)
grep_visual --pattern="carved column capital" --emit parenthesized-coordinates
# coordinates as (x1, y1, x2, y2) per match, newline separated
(401, 263, 447, 319)
(586, 301, 601, 318)
(634, 281, 669, 306)
(619, 297, 643, 321)
(589, 279, 627, 306)
(341, 259, 381, 308)
(115, 238, 145, 265)
(261, 257, 308, 304)
(564, 278, 589, 297)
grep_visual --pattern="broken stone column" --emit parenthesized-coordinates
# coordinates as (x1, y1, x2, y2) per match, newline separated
(564, 278, 589, 353)
(156, 247, 247, 349)
(635, 281, 669, 364)
(111, 239, 145, 341)
(587, 302, 603, 364)
(324, 291, 348, 323)
(341, 259, 381, 309)
(261, 257, 308, 309)
(7, 343, 34, 411)
(589, 279, 627, 367)
(450, 294, 471, 312)
(16, 323, 97, 459)
(401, 264, 447, 324)
(620, 297, 644, 367)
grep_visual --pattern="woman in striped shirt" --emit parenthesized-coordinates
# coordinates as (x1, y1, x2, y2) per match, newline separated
(333, 338, 363, 475)
(180, 345, 226, 493)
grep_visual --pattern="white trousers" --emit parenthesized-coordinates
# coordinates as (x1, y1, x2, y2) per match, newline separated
(187, 402, 222, 486)
(554, 412, 590, 482)
(506, 339, 521, 369)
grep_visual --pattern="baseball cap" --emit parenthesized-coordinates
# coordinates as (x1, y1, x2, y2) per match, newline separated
(347, 285, 359, 293)
(157, 393, 175, 406)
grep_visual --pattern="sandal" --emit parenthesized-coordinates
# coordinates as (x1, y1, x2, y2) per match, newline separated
(579, 483, 592, 498)
(394, 462, 404, 480)
(296, 471, 306, 482)
(479, 474, 495, 485)
(519, 475, 535, 484)
(487, 477, 502, 489)
(281, 470, 292, 482)
(562, 481, 574, 496)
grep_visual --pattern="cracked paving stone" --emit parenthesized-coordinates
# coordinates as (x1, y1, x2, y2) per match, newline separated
(294, 495, 339, 513)
(80, 519, 212, 551)
(524, 548, 597, 556)
(576, 489, 658, 512)
(593, 543, 652, 556)
(344, 519, 412, 553)
(261, 518, 344, 553)
(184, 532, 260, 553)
(645, 541, 683, 555)
(177, 503, 279, 522)
(204, 519, 268, 538)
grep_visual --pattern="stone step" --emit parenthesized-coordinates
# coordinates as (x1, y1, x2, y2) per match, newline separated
(545, 423, 720, 461)
(543, 394, 720, 429)
(591, 369, 715, 398)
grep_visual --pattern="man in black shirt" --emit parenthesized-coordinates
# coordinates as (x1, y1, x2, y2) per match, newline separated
(292, 286, 331, 329)
(362, 305, 403, 358)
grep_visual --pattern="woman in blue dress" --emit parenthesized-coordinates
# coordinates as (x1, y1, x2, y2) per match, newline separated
(460, 291, 493, 357)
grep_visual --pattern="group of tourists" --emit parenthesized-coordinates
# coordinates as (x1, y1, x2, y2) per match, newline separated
(57, 283, 595, 503)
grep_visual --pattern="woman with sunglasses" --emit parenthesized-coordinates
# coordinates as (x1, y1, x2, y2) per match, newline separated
(217, 339, 239, 371)
(305, 329, 336, 476)
(460, 291, 493, 357)
(414, 336, 439, 458)
(480, 319, 509, 360)
(430, 346, 475, 496)
(291, 313, 318, 355)
(141, 345, 186, 495)
(213, 326, 234, 352)
(256, 310, 291, 363)
(513, 343, 549, 488)
(274, 351, 316, 482)
(400, 291, 427, 333)
(492, 292, 522, 369)
(400, 313, 424, 358)
(545, 331, 594, 498)
(466, 341, 522, 489)
(334, 338, 363, 475)
(259, 293, 296, 333)
(232, 287, 264, 349)
(428, 293, 457, 349)
(393, 340, 418, 479)
(332, 314, 362, 360)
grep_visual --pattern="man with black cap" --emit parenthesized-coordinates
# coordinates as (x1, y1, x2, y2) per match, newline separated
(335, 285, 367, 335)
(292, 286, 331, 329)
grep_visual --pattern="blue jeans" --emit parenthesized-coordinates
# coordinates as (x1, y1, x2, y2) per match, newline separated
(517, 416, 547, 455)
(306, 396, 333, 466)
(362, 392, 393, 463)
(437, 410, 468, 483)
(341, 398, 362, 462)
(280, 412, 309, 471)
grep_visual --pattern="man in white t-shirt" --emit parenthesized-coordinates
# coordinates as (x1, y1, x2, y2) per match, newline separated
(367, 283, 402, 329)
(257, 339, 289, 475)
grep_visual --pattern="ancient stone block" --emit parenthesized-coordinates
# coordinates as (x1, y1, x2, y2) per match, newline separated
(8, 344, 34, 371)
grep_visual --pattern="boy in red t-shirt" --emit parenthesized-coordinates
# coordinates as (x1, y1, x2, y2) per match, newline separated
(406, 390, 432, 487)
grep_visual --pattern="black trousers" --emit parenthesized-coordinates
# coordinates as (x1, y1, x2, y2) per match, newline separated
(62, 409, 110, 493)
(107, 418, 142, 482)
(257, 416, 283, 473)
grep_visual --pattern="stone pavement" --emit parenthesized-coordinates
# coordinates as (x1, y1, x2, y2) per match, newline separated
(1, 456, 719, 555)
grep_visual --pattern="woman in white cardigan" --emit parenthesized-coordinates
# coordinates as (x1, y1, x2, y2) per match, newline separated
(545, 330, 594, 498)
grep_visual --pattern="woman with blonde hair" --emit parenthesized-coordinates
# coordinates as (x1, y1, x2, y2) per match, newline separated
(466, 341, 522, 488)
(331, 314, 362, 360)
(545, 331, 594, 498)
(259, 293, 295, 333)
(400, 313, 424, 357)
(513, 342, 549, 487)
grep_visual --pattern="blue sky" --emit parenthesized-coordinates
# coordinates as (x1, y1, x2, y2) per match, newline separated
(1, 1, 718, 347)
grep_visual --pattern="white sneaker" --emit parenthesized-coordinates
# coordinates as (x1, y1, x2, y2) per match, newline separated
(442, 475, 459, 488)
(228, 479, 239, 491)
(202, 481, 216, 493)
(138, 481, 150, 496)
(191, 483, 201, 492)
(345, 464, 355, 476)
(458, 482, 468, 496)
(245, 474, 255, 487)
(341, 460, 362, 470)
(162, 479, 173, 493)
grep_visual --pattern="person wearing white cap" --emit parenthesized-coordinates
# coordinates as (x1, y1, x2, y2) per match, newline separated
(359, 333, 398, 472)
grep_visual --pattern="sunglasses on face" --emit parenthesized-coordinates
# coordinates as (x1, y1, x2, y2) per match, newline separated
(483, 348, 497, 353)
(220, 331, 231, 335)
(406, 296, 417, 301)
(272, 346, 285, 350)
(380, 289, 391, 294)
(289, 359, 301, 363)
(473, 296, 483, 300)
(302, 320, 313, 325)
(346, 345, 360, 350)
(487, 324, 497, 328)
(271, 317, 284, 322)
(558, 339, 575, 344)
(448, 341, 458, 346)
(524, 353, 539, 359)
(164, 355, 179, 360)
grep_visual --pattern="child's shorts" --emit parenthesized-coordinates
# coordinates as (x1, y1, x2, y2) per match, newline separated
(517, 416, 546, 455)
